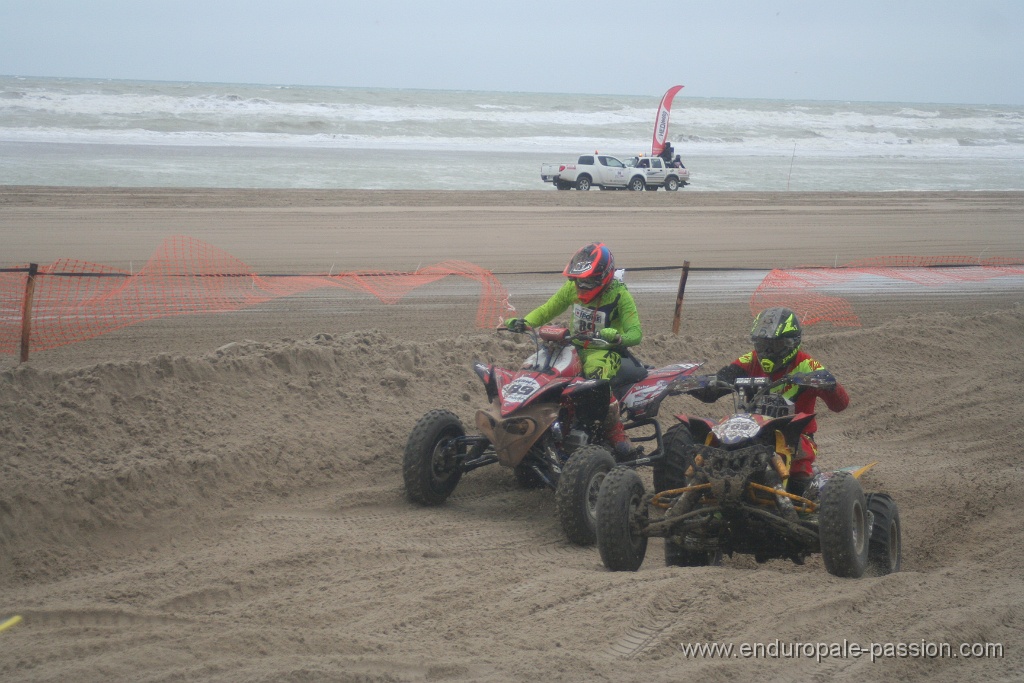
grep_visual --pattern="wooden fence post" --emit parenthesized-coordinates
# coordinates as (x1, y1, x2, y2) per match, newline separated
(19, 263, 38, 364)
(671, 260, 690, 336)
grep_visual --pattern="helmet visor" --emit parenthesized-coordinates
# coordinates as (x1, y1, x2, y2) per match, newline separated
(754, 337, 796, 359)
(575, 275, 604, 291)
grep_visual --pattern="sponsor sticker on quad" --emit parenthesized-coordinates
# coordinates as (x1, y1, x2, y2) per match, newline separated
(713, 415, 761, 445)
(502, 377, 541, 404)
(624, 380, 667, 409)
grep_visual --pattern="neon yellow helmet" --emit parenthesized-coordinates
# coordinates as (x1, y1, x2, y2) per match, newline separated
(751, 307, 802, 373)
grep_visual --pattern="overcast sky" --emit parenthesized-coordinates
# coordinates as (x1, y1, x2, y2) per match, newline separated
(2, 1, 1022, 105)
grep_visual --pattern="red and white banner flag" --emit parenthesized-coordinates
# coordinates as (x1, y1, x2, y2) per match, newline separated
(651, 85, 684, 157)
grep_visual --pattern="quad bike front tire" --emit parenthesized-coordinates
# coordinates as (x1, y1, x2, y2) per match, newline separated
(865, 493, 902, 575)
(596, 466, 649, 571)
(657, 423, 717, 566)
(819, 471, 870, 578)
(555, 445, 616, 546)
(403, 409, 466, 506)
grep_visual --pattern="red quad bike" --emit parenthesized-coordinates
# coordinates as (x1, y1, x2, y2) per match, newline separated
(596, 370, 902, 577)
(402, 325, 701, 545)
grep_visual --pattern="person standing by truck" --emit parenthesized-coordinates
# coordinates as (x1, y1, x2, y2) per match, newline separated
(660, 141, 675, 166)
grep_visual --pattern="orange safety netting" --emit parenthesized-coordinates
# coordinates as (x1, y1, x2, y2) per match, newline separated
(751, 255, 1024, 328)
(0, 235, 512, 356)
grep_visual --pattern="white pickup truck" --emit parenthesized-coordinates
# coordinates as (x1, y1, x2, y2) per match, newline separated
(627, 155, 690, 191)
(541, 153, 689, 191)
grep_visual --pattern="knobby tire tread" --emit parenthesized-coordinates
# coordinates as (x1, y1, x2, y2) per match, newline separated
(818, 471, 869, 578)
(403, 409, 465, 506)
(866, 493, 902, 574)
(660, 423, 710, 566)
(555, 446, 615, 546)
(597, 467, 648, 571)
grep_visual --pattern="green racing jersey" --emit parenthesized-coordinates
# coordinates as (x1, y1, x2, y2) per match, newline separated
(522, 279, 643, 346)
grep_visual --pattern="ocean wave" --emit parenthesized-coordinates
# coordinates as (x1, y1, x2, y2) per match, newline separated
(895, 108, 941, 118)
(2, 77, 1022, 189)
(5, 79, 1021, 146)
(1, 125, 1019, 160)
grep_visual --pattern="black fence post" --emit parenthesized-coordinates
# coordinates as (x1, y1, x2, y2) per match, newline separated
(19, 263, 39, 364)
(672, 260, 690, 336)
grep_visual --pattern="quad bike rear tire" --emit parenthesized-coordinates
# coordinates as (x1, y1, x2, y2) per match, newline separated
(865, 493, 902, 575)
(596, 466, 649, 571)
(403, 409, 465, 506)
(653, 422, 694, 492)
(555, 445, 616, 546)
(819, 471, 869, 578)
(658, 424, 717, 566)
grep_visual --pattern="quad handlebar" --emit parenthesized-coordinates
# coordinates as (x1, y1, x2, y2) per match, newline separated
(670, 369, 836, 394)
(668, 369, 837, 413)
(497, 323, 617, 349)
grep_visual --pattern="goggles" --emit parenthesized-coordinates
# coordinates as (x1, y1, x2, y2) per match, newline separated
(575, 276, 603, 291)
(755, 337, 795, 357)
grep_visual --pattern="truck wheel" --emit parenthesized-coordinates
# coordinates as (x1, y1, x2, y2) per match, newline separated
(403, 409, 465, 506)
(819, 471, 869, 578)
(628, 176, 645, 192)
(555, 445, 615, 545)
(576, 176, 592, 191)
(597, 467, 649, 571)
(665, 176, 680, 191)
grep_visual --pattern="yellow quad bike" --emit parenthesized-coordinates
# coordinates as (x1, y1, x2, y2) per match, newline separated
(595, 370, 902, 578)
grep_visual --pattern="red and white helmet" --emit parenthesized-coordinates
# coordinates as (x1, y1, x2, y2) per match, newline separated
(563, 242, 615, 303)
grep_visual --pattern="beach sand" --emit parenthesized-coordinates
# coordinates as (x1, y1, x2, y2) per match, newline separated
(1, 187, 1023, 681)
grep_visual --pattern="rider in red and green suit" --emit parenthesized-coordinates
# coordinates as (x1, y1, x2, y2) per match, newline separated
(693, 307, 849, 494)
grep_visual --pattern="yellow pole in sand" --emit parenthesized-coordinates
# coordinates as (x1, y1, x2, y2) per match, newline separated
(0, 615, 23, 633)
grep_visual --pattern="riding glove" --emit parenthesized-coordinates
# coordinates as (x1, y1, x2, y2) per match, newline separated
(505, 318, 526, 333)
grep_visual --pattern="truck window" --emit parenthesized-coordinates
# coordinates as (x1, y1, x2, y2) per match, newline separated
(578, 155, 595, 165)
(599, 156, 625, 168)
(651, 159, 663, 169)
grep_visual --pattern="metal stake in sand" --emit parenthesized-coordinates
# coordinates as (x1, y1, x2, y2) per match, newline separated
(787, 142, 797, 191)
(672, 260, 691, 336)
(19, 263, 38, 364)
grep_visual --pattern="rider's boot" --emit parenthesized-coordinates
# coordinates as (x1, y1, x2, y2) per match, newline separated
(604, 401, 637, 460)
